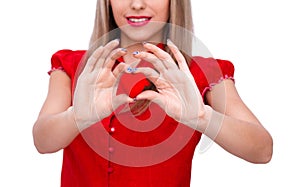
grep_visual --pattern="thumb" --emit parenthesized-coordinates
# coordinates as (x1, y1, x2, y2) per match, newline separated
(136, 90, 165, 108)
(112, 94, 134, 109)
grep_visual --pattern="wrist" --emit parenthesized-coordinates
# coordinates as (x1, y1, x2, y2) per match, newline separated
(68, 106, 102, 132)
(194, 105, 213, 133)
(200, 107, 224, 140)
(66, 106, 79, 131)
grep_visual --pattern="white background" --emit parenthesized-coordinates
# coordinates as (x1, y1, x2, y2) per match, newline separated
(0, 0, 299, 186)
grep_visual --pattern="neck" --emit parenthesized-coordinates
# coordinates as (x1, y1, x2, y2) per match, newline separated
(119, 27, 167, 64)
(121, 42, 145, 64)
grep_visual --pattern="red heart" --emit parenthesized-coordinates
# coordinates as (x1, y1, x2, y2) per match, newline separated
(117, 73, 151, 98)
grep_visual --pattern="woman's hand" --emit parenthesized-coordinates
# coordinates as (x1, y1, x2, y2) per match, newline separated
(72, 39, 134, 131)
(132, 40, 212, 130)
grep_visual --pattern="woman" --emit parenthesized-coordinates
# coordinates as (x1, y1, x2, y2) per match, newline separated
(33, 0, 273, 186)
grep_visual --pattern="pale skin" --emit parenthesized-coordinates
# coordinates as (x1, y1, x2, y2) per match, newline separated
(33, 0, 273, 163)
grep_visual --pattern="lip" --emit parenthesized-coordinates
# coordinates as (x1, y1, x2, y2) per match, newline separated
(126, 16, 152, 27)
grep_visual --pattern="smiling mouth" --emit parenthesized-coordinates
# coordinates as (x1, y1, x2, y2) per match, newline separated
(126, 16, 152, 26)
(128, 17, 150, 23)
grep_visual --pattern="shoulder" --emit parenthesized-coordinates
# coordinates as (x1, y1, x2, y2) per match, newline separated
(51, 50, 86, 68)
(189, 56, 235, 98)
(189, 56, 234, 76)
(49, 49, 86, 78)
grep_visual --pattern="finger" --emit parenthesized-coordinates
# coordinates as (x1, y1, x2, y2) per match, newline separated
(136, 90, 165, 107)
(104, 48, 127, 70)
(128, 60, 140, 69)
(111, 63, 128, 96)
(142, 42, 178, 69)
(112, 94, 135, 109)
(94, 39, 120, 70)
(112, 62, 127, 78)
(84, 46, 104, 73)
(133, 51, 166, 73)
(130, 67, 160, 84)
(167, 39, 189, 72)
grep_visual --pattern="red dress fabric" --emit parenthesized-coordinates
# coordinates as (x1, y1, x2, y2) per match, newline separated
(49, 49, 234, 187)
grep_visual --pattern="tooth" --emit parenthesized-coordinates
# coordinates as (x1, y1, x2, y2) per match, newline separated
(129, 18, 148, 23)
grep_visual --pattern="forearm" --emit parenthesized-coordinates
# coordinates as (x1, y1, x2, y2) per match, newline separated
(198, 108, 273, 163)
(33, 109, 79, 154)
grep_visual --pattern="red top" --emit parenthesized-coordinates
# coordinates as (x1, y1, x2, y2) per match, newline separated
(49, 49, 234, 187)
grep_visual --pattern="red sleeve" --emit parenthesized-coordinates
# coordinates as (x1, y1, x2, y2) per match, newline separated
(189, 56, 235, 98)
(48, 49, 86, 79)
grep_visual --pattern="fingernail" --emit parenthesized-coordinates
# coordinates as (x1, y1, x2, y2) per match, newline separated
(127, 67, 137, 73)
(167, 39, 177, 48)
(127, 67, 133, 73)
(132, 51, 139, 55)
(115, 38, 120, 42)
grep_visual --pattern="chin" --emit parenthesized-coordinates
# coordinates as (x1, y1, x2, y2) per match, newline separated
(123, 31, 165, 44)
(120, 22, 167, 44)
